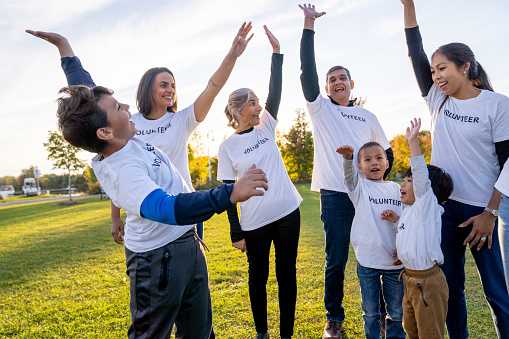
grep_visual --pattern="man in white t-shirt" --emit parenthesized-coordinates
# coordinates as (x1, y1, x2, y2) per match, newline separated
(299, 5, 393, 338)
(55, 85, 268, 339)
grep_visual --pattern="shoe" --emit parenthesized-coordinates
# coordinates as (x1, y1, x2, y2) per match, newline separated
(322, 320, 342, 339)
(256, 333, 269, 339)
(380, 313, 386, 338)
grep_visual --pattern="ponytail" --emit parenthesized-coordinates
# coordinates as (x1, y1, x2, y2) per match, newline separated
(224, 88, 252, 129)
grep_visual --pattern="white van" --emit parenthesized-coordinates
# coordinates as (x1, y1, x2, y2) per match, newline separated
(0, 185, 15, 198)
(23, 178, 40, 196)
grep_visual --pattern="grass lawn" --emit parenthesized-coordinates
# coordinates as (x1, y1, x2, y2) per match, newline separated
(0, 185, 496, 338)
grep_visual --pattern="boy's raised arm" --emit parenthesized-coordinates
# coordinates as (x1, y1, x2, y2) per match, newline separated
(25, 30, 96, 87)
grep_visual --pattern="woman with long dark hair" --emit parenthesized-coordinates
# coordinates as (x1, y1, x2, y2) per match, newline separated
(400, 1, 509, 338)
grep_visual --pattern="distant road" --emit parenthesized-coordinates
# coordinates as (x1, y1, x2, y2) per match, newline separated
(0, 194, 104, 207)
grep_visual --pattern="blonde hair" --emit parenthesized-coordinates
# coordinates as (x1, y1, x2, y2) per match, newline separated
(224, 88, 253, 129)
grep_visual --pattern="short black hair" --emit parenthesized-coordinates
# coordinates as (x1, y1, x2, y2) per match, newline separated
(404, 165, 453, 204)
(326, 65, 352, 83)
(357, 141, 386, 163)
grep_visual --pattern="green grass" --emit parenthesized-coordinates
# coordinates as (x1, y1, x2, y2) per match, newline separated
(0, 185, 496, 338)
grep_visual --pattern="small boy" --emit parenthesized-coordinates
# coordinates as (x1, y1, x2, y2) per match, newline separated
(382, 118, 453, 339)
(336, 142, 405, 339)
(55, 85, 268, 339)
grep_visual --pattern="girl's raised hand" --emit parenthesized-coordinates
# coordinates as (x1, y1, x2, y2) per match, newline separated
(263, 25, 280, 54)
(229, 21, 254, 58)
(298, 4, 326, 19)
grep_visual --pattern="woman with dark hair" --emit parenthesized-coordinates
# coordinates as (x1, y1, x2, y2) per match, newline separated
(400, 1, 509, 338)
(27, 23, 253, 244)
(217, 26, 302, 339)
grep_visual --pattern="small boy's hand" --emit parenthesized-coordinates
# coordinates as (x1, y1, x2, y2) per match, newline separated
(230, 164, 268, 204)
(392, 249, 402, 265)
(381, 209, 400, 223)
(405, 118, 421, 142)
(336, 145, 354, 160)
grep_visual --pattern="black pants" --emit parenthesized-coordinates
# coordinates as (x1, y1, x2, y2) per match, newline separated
(244, 208, 300, 338)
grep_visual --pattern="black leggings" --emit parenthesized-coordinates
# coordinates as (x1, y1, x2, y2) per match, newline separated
(244, 208, 301, 337)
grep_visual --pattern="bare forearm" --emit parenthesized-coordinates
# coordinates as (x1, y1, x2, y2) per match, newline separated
(303, 17, 315, 31)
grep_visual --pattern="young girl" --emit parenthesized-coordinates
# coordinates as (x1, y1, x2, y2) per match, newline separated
(400, 1, 509, 337)
(26, 23, 252, 244)
(217, 26, 302, 339)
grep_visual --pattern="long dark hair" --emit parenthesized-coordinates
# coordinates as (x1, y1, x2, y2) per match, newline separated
(136, 67, 178, 117)
(432, 43, 493, 91)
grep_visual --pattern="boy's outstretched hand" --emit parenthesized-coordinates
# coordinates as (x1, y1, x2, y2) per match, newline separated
(336, 145, 354, 160)
(381, 209, 400, 223)
(405, 118, 421, 142)
(25, 30, 75, 58)
(230, 164, 268, 204)
(298, 4, 326, 19)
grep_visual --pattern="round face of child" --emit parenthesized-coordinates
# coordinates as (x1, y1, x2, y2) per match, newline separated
(357, 145, 388, 181)
(152, 72, 176, 111)
(400, 175, 416, 205)
(431, 52, 469, 98)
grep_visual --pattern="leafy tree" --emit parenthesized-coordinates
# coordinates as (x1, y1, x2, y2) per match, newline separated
(83, 166, 101, 194)
(390, 130, 432, 176)
(43, 131, 86, 201)
(278, 108, 314, 182)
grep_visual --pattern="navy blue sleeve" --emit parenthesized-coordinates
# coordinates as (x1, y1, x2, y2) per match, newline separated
(405, 26, 433, 97)
(140, 184, 234, 225)
(265, 53, 283, 119)
(61, 56, 96, 87)
(300, 29, 320, 102)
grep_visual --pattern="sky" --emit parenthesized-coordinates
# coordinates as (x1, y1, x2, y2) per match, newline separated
(1, 0, 508, 177)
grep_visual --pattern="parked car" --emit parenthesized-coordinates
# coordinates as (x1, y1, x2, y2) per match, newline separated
(0, 185, 15, 198)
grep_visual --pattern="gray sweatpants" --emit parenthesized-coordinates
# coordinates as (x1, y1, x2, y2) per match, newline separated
(125, 229, 212, 339)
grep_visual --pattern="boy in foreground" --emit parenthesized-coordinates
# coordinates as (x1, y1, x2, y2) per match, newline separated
(336, 142, 405, 339)
(56, 85, 268, 339)
(382, 118, 453, 339)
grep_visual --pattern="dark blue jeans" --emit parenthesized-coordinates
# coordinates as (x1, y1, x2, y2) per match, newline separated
(320, 190, 355, 323)
(440, 199, 509, 339)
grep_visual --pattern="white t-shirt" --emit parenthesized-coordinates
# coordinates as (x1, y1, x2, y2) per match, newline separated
(495, 164, 509, 197)
(425, 86, 509, 206)
(92, 137, 194, 253)
(395, 156, 444, 271)
(130, 103, 199, 189)
(217, 111, 302, 231)
(343, 159, 403, 270)
(306, 95, 391, 192)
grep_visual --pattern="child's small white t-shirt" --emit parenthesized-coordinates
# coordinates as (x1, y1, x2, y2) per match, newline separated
(92, 137, 194, 253)
(396, 156, 444, 270)
(344, 159, 403, 270)
(217, 111, 302, 231)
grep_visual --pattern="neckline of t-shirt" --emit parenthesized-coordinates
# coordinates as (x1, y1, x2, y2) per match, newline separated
(236, 127, 254, 135)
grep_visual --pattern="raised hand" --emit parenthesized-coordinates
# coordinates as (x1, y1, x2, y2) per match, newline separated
(405, 118, 421, 142)
(336, 145, 354, 160)
(230, 164, 268, 204)
(298, 4, 326, 19)
(26, 30, 74, 57)
(263, 25, 280, 54)
(229, 21, 254, 58)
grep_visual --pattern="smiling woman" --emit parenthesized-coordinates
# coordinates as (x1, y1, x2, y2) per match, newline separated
(401, 0, 509, 337)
